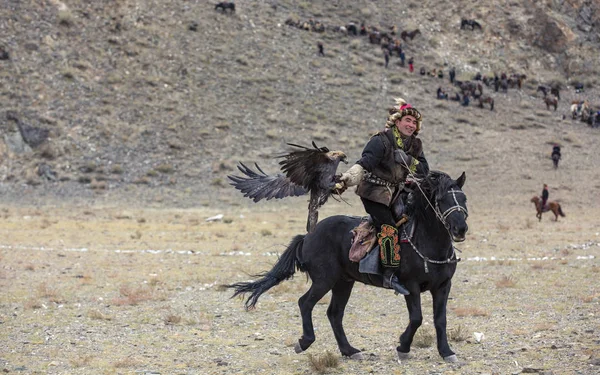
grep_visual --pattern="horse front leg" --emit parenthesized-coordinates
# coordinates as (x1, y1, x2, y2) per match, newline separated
(397, 293, 422, 359)
(431, 281, 457, 362)
(327, 280, 362, 359)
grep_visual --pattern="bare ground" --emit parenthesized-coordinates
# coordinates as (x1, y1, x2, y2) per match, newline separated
(1, 202, 598, 375)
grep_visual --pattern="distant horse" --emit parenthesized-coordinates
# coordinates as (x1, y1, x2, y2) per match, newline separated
(228, 171, 469, 363)
(369, 31, 381, 44)
(571, 100, 589, 119)
(346, 23, 358, 36)
(400, 29, 421, 41)
(215, 2, 235, 12)
(550, 87, 560, 100)
(552, 153, 560, 169)
(544, 96, 558, 111)
(459, 81, 483, 98)
(537, 85, 549, 97)
(460, 19, 482, 30)
(478, 96, 494, 110)
(507, 74, 526, 89)
(531, 196, 565, 222)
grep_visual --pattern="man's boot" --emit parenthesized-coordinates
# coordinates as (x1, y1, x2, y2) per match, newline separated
(378, 224, 410, 295)
(383, 267, 410, 295)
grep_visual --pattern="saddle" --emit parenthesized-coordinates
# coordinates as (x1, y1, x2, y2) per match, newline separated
(349, 215, 416, 275)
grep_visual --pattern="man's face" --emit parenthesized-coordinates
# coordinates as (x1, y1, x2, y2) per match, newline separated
(396, 115, 418, 136)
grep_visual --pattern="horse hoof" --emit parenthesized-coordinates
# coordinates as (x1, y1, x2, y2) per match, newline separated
(444, 354, 458, 363)
(397, 351, 411, 360)
(349, 352, 364, 360)
(294, 342, 304, 354)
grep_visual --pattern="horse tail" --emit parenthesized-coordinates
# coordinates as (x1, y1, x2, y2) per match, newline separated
(227, 234, 305, 310)
(558, 205, 565, 217)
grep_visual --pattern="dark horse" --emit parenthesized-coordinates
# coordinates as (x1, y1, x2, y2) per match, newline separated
(228, 171, 468, 362)
(531, 196, 565, 221)
(478, 95, 494, 110)
(552, 153, 560, 168)
(460, 19, 482, 30)
(215, 2, 235, 12)
(544, 96, 558, 111)
(400, 28, 421, 41)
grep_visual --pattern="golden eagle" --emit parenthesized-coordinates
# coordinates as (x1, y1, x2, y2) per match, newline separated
(228, 142, 347, 232)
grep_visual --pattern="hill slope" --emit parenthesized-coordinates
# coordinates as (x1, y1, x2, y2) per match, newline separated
(0, 0, 599, 209)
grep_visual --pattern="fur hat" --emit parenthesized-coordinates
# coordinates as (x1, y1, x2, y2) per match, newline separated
(385, 98, 422, 133)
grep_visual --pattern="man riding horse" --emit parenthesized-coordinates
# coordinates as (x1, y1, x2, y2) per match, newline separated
(338, 99, 429, 295)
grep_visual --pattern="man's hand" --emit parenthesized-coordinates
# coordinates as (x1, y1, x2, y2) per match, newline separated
(339, 164, 364, 187)
(332, 182, 347, 194)
(394, 149, 413, 166)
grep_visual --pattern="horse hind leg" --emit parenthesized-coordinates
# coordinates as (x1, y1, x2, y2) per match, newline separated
(326, 280, 362, 358)
(295, 280, 335, 353)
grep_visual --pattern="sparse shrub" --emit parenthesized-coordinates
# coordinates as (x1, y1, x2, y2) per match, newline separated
(58, 9, 74, 26)
(260, 229, 272, 236)
(113, 356, 141, 368)
(307, 351, 339, 374)
(495, 275, 517, 288)
(164, 315, 182, 325)
(210, 178, 225, 187)
(449, 324, 469, 342)
(23, 299, 42, 310)
(70, 355, 94, 368)
(453, 307, 489, 317)
(349, 39, 361, 50)
(61, 68, 76, 80)
(134, 176, 150, 185)
(413, 328, 435, 348)
(353, 65, 366, 76)
(110, 165, 124, 174)
(155, 164, 174, 174)
(88, 309, 112, 320)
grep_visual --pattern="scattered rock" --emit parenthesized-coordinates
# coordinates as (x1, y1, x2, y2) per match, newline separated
(205, 214, 224, 222)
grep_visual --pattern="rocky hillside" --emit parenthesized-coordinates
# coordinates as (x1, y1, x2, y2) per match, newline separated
(1, 0, 599, 209)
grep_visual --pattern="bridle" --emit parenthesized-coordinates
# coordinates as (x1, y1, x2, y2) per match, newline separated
(434, 189, 469, 230)
(401, 175, 469, 273)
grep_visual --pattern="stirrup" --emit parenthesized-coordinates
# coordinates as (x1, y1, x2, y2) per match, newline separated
(390, 276, 410, 296)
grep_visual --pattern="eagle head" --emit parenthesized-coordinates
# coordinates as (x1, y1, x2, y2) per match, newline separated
(328, 150, 348, 164)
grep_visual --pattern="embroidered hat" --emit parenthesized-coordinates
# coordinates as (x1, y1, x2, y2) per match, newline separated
(385, 98, 422, 133)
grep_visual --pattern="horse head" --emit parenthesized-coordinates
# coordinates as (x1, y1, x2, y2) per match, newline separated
(417, 171, 469, 242)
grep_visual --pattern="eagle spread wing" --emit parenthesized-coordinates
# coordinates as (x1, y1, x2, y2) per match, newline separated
(227, 162, 307, 202)
(228, 141, 347, 233)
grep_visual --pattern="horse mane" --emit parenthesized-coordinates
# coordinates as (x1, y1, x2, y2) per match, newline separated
(406, 171, 454, 220)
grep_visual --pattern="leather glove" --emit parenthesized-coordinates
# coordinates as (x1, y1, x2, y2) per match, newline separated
(339, 164, 364, 187)
(394, 149, 413, 166)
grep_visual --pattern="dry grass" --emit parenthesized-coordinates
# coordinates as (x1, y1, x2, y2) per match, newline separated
(413, 328, 435, 348)
(307, 351, 339, 373)
(0, 205, 599, 374)
(113, 356, 142, 368)
(164, 314, 182, 325)
(111, 284, 163, 306)
(495, 275, 517, 288)
(449, 324, 470, 342)
(88, 309, 112, 321)
(453, 307, 489, 317)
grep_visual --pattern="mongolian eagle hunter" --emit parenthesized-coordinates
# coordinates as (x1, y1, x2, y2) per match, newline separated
(228, 142, 347, 233)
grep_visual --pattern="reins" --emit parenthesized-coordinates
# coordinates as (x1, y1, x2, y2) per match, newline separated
(400, 164, 468, 272)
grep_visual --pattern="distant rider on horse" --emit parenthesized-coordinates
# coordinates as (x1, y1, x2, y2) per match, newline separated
(338, 98, 429, 295)
(541, 184, 549, 210)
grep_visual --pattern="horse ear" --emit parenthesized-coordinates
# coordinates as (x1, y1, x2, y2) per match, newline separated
(456, 172, 466, 188)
